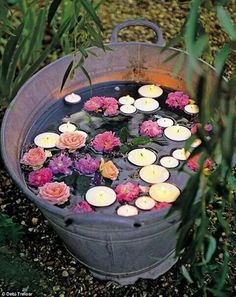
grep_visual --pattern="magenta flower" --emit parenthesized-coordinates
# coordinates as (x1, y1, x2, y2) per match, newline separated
(28, 167, 53, 187)
(140, 120, 163, 137)
(115, 182, 140, 202)
(152, 202, 171, 211)
(166, 91, 189, 109)
(84, 96, 104, 112)
(72, 201, 93, 214)
(74, 154, 100, 175)
(91, 131, 121, 153)
(49, 154, 72, 175)
(204, 123, 213, 132)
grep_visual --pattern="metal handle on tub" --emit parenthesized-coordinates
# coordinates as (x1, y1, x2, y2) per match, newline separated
(110, 19, 165, 46)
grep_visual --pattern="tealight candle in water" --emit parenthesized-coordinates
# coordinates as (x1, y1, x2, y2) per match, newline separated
(159, 156, 179, 168)
(135, 196, 156, 210)
(118, 95, 135, 105)
(157, 117, 174, 128)
(149, 183, 180, 203)
(128, 148, 157, 166)
(184, 104, 199, 115)
(191, 138, 202, 148)
(120, 104, 136, 114)
(64, 93, 81, 104)
(85, 186, 116, 207)
(164, 125, 191, 141)
(172, 148, 190, 161)
(34, 132, 59, 148)
(134, 98, 159, 112)
(139, 165, 169, 184)
(117, 205, 139, 216)
(58, 122, 77, 133)
(138, 84, 163, 98)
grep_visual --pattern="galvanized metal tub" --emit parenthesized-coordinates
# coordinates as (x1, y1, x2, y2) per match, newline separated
(1, 20, 216, 285)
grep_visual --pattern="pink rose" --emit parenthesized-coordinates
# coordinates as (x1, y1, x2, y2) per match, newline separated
(21, 147, 47, 167)
(140, 120, 163, 137)
(28, 167, 53, 187)
(56, 131, 87, 150)
(38, 182, 70, 205)
(115, 182, 140, 202)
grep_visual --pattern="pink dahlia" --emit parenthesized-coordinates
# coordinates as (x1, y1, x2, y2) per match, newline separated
(103, 97, 119, 116)
(28, 167, 53, 187)
(187, 154, 213, 172)
(166, 91, 189, 109)
(72, 201, 93, 214)
(91, 131, 121, 153)
(140, 120, 163, 137)
(115, 182, 140, 202)
(38, 182, 70, 205)
(152, 202, 171, 211)
(84, 96, 104, 112)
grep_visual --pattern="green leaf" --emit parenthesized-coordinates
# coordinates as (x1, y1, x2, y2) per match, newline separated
(217, 6, 236, 40)
(60, 60, 73, 91)
(119, 127, 128, 143)
(119, 145, 131, 154)
(79, 64, 92, 86)
(205, 235, 217, 263)
(81, 0, 103, 30)
(214, 43, 231, 75)
(1, 23, 24, 82)
(75, 175, 91, 196)
(181, 265, 194, 284)
(48, 0, 62, 24)
(131, 136, 151, 146)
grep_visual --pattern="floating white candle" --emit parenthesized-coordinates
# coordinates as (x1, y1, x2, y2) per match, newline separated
(128, 148, 157, 166)
(159, 156, 179, 168)
(191, 138, 202, 148)
(157, 117, 174, 128)
(120, 104, 136, 114)
(135, 196, 156, 210)
(34, 132, 59, 148)
(117, 205, 139, 216)
(64, 93, 81, 104)
(85, 186, 116, 207)
(58, 121, 77, 133)
(118, 95, 135, 105)
(134, 98, 159, 112)
(172, 148, 190, 160)
(149, 183, 180, 203)
(164, 125, 191, 141)
(184, 104, 199, 115)
(139, 165, 169, 184)
(138, 84, 163, 98)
